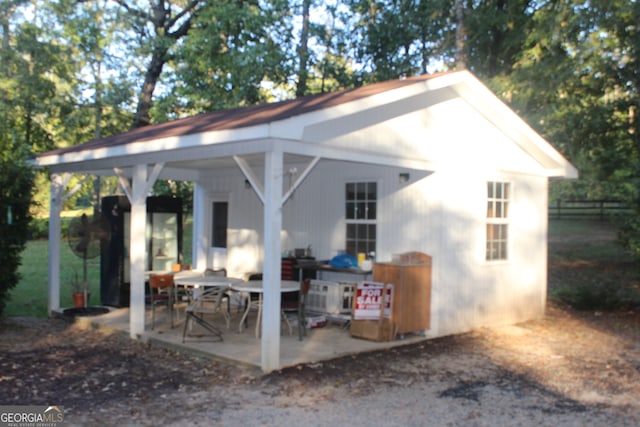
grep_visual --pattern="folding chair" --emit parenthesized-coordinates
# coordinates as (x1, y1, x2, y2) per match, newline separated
(295, 279, 311, 340)
(182, 287, 229, 342)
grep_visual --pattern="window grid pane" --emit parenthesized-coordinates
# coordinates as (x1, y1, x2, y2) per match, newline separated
(346, 182, 377, 256)
(486, 181, 510, 261)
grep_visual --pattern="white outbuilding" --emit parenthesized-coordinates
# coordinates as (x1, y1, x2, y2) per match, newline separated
(34, 70, 577, 372)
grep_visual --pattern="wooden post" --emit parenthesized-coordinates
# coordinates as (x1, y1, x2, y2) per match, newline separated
(48, 174, 64, 315)
(129, 164, 148, 338)
(262, 148, 283, 372)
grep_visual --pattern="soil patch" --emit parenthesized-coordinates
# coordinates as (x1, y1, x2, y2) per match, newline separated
(2, 303, 640, 426)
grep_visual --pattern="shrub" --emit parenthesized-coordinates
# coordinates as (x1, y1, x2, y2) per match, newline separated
(0, 153, 35, 316)
(28, 217, 49, 240)
(551, 281, 640, 311)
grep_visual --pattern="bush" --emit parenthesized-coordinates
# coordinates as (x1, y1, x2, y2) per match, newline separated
(551, 281, 640, 311)
(0, 154, 35, 316)
(28, 217, 49, 240)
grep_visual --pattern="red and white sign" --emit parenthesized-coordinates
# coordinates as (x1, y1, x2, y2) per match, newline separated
(353, 281, 394, 320)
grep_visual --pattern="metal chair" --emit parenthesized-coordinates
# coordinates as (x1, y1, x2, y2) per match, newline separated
(182, 287, 228, 342)
(240, 273, 293, 337)
(298, 278, 311, 341)
(204, 268, 230, 311)
(148, 274, 175, 329)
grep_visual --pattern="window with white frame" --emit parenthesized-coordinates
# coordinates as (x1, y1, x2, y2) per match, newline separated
(486, 181, 510, 261)
(345, 182, 377, 256)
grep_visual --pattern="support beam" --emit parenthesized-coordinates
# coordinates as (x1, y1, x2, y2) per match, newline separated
(47, 174, 65, 315)
(128, 164, 149, 338)
(282, 156, 320, 205)
(261, 148, 284, 372)
(192, 183, 208, 271)
(114, 167, 132, 201)
(47, 173, 92, 315)
(233, 155, 265, 204)
(115, 163, 164, 337)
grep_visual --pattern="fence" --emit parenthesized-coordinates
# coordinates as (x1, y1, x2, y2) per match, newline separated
(549, 199, 632, 220)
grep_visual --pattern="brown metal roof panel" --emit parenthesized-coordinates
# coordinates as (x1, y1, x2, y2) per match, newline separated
(37, 73, 440, 158)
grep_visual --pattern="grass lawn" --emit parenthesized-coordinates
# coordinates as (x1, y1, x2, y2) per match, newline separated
(548, 219, 640, 310)
(7, 239, 102, 317)
(5, 218, 193, 318)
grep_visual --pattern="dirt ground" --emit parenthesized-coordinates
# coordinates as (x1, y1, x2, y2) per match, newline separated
(1, 302, 640, 426)
(2, 222, 640, 425)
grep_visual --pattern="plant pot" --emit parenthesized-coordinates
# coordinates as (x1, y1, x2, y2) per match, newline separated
(72, 292, 90, 308)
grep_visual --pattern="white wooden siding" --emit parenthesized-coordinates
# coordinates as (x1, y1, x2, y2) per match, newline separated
(197, 159, 549, 338)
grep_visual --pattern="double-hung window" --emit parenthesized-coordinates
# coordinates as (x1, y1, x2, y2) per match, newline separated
(346, 182, 377, 256)
(486, 181, 510, 261)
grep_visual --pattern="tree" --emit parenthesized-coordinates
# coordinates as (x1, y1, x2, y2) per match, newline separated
(161, 0, 292, 113)
(347, 0, 457, 81)
(303, 1, 361, 94)
(295, 0, 311, 97)
(0, 2, 35, 315)
(464, 0, 534, 79)
(0, 144, 34, 316)
(113, 0, 203, 129)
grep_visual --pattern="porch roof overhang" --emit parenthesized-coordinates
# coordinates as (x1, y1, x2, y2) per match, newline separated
(32, 70, 577, 180)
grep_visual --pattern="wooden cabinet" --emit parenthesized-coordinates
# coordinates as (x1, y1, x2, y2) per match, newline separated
(373, 252, 431, 336)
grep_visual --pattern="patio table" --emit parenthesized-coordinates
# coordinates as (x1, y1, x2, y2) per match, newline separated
(230, 280, 300, 338)
(174, 273, 244, 300)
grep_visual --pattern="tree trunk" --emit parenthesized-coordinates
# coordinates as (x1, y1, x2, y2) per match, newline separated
(455, 0, 466, 70)
(132, 47, 167, 129)
(296, 0, 311, 98)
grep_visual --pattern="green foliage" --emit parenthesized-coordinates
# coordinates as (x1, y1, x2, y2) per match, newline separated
(161, 0, 292, 115)
(552, 282, 629, 312)
(0, 148, 35, 316)
(28, 217, 49, 240)
(465, 0, 534, 78)
(152, 180, 194, 217)
(348, 0, 456, 80)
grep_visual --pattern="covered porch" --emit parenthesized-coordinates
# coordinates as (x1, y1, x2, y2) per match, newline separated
(66, 302, 426, 370)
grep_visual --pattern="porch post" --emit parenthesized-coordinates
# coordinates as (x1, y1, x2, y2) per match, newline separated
(262, 148, 284, 372)
(129, 164, 148, 338)
(47, 173, 64, 315)
(192, 182, 208, 271)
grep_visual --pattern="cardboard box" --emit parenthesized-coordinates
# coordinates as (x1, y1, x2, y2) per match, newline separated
(349, 281, 396, 342)
(350, 318, 396, 342)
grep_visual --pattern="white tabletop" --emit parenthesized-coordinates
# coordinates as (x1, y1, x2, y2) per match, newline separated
(174, 274, 244, 287)
(230, 280, 300, 293)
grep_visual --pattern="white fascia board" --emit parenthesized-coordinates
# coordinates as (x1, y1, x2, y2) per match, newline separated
(34, 124, 271, 168)
(42, 141, 255, 175)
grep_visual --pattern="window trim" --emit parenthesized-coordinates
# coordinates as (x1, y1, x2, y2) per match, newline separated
(345, 180, 378, 256)
(486, 181, 510, 262)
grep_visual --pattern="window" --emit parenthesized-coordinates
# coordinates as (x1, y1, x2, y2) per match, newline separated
(486, 181, 510, 261)
(345, 182, 377, 255)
